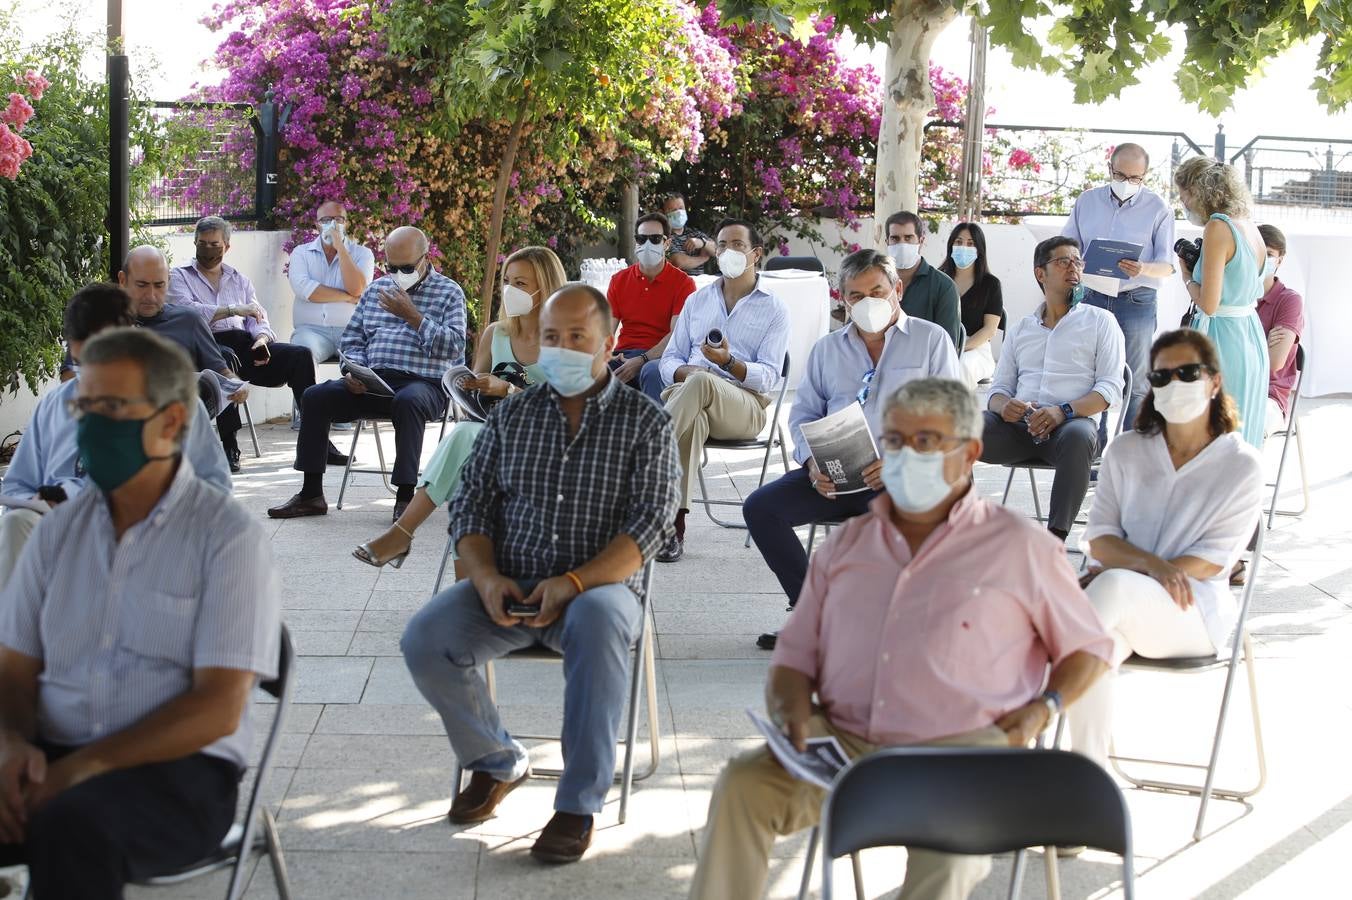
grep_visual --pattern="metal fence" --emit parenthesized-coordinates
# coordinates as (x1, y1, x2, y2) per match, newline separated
(1229, 134, 1352, 222)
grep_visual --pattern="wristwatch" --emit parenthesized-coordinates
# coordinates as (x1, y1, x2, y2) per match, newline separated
(1058, 402, 1076, 421)
(719, 357, 736, 373)
(639, 351, 649, 363)
(1039, 689, 1064, 719)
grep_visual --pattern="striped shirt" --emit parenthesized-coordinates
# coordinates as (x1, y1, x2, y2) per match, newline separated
(657, 277, 789, 395)
(340, 270, 467, 378)
(448, 374, 680, 595)
(168, 261, 276, 341)
(0, 458, 280, 770)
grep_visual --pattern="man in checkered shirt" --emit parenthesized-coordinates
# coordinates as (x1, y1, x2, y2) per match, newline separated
(401, 284, 679, 865)
(268, 226, 465, 522)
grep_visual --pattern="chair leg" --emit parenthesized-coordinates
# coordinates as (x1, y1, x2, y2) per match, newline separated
(433, 534, 454, 594)
(851, 852, 866, 900)
(1194, 632, 1266, 841)
(617, 616, 648, 825)
(1044, 849, 1062, 900)
(242, 401, 262, 458)
(335, 419, 364, 510)
(641, 617, 661, 780)
(1000, 467, 1016, 505)
(371, 421, 395, 495)
(695, 453, 749, 530)
(778, 424, 791, 473)
(1027, 468, 1043, 524)
(797, 826, 819, 900)
(1267, 417, 1311, 526)
(262, 808, 293, 900)
(1007, 849, 1026, 900)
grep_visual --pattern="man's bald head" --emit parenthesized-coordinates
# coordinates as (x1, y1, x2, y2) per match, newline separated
(543, 283, 613, 336)
(384, 226, 429, 262)
(1110, 142, 1149, 170)
(118, 245, 171, 317)
(540, 282, 615, 386)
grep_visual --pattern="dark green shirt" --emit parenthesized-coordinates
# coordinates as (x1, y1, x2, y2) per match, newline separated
(901, 259, 962, 349)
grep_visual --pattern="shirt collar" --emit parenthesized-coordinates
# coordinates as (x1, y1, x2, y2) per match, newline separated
(189, 259, 237, 281)
(1258, 276, 1283, 306)
(545, 367, 620, 414)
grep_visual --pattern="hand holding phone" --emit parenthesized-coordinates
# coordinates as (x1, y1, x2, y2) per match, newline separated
(253, 341, 271, 363)
(505, 602, 541, 618)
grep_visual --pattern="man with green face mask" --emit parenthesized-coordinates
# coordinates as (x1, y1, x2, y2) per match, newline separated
(0, 328, 280, 898)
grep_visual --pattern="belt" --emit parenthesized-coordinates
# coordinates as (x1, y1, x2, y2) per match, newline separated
(1202, 304, 1257, 318)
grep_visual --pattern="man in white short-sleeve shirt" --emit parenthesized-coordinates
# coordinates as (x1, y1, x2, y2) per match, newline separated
(287, 200, 376, 363)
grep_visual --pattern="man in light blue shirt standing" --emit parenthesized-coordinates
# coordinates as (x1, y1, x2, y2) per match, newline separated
(0, 285, 231, 586)
(744, 249, 959, 650)
(656, 218, 789, 563)
(287, 200, 376, 364)
(1063, 143, 1175, 431)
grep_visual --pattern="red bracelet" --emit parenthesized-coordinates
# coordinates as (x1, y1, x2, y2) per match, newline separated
(563, 571, 585, 594)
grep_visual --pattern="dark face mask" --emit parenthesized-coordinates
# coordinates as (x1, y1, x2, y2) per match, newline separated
(196, 245, 224, 268)
(76, 408, 173, 492)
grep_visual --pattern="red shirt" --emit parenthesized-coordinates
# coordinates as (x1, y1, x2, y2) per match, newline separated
(607, 261, 695, 352)
(1256, 277, 1304, 417)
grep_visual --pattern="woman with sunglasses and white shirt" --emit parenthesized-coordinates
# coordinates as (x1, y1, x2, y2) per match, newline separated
(1067, 329, 1263, 769)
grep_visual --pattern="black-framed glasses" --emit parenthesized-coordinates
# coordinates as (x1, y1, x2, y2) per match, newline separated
(387, 254, 426, 275)
(856, 368, 877, 406)
(1147, 363, 1212, 388)
(64, 396, 155, 419)
(1045, 255, 1085, 270)
(634, 234, 665, 246)
(1110, 168, 1146, 186)
(878, 430, 966, 453)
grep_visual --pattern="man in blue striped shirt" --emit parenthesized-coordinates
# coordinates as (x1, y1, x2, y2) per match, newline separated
(269, 226, 466, 521)
(0, 328, 279, 898)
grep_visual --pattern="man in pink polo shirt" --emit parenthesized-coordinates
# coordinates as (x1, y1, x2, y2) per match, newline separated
(689, 378, 1112, 900)
(1256, 224, 1305, 437)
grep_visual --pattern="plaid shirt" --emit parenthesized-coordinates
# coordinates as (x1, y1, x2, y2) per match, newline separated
(448, 375, 680, 595)
(340, 270, 466, 379)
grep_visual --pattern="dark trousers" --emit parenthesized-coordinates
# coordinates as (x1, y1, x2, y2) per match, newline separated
(0, 745, 238, 900)
(979, 411, 1099, 533)
(744, 466, 879, 605)
(608, 349, 667, 404)
(295, 370, 447, 486)
(213, 330, 316, 448)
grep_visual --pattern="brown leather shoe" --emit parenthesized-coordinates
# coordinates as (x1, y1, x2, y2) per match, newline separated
(530, 812, 594, 864)
(267, 493, 328, 519)
(447, 769, 529, 824)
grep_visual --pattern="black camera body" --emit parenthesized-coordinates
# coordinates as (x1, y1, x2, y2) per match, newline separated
(1174, 237, 1202, 271)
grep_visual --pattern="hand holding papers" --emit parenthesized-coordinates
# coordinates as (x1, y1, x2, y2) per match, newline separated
(799, 404, 879, 496)
(747, 709, 848, 790)
(1081, 239, 1145, 296)
(338, 352, 395, 397)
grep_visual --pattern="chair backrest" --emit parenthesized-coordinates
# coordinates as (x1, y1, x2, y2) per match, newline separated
(764, 255, 825, 273)
(765, 351, 792, 434)
(821, 747, 1134, 861)
(1108, 361, 1133, 437)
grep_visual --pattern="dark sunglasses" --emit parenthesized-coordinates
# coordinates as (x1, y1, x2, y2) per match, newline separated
(1147, 363, 1212, 388)
(387, 254, 425, 275)
(634, 234, 666, 246)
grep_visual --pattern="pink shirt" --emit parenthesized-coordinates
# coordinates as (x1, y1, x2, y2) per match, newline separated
(168, 261, 275, 341)
(772, 490, 1113, 746)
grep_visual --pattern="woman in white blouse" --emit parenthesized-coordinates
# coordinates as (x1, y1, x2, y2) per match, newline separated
(1068, 329, 1263, 768)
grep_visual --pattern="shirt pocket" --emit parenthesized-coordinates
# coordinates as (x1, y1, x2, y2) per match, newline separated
(120, 591, 197, 665)
(877, 366, 926, 396)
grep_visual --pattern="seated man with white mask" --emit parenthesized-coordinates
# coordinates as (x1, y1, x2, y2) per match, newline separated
(744, 249, 959, 651)
(884, 210, 962, 348)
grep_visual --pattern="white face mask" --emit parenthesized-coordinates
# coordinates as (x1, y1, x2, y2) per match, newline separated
(502, 284, 536, 317)
(392, 269, 421, 291)
(881, 445, 960, 514)
(320, 221, 344, 246)
(848, 294, 895, 334)
(635, 240, 665, 269)
(1110, 179, 1141, 202)
(1183, 203, 1206, 227)
(1153, 378, 1213, 424)
(1261, 255, 1278, 279)
(537, 345, 600, 397)
(718, 248, 749, 279)
(887, 242, 921, 270)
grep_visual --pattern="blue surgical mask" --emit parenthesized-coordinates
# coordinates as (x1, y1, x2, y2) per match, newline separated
(950, 246, 978, 269)
(1261, 255, 1278, 279)
(537, 346, 601, 397)
(881, 445, 959, 514)
(667, 209, 688, 230)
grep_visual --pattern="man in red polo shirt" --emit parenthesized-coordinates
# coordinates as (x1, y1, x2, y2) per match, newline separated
(608, 211, 697, 402)
(1257, 224, 1305, 438)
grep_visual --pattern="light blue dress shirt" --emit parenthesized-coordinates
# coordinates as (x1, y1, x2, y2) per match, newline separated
(288, 236, 378, 329)
(1062, 185, 1176, 293)
(789, 314, 960, 465)
(658, 276, 789, 394)
(990, 302, 1126, 409)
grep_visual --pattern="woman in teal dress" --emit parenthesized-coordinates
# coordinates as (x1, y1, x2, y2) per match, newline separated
(353, 245, 565, 568)
(1174, 158, 1269, 448)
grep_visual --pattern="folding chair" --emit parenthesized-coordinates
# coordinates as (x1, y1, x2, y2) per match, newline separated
(218, 348, 262, 459)
(695, 353, 792, 530)
(805, 516, 851, 556)
(134, 625, 296, 900)
(450, 563, 660, 825)
(804, 747, 1134, 900)
(1266, 344, 1309, 528)
(764, 256, 825, 273)
(1109, 524, 1267, 842)
(999, 363, 1132, 525)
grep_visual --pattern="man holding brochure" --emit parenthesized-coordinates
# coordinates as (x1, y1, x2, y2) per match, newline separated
(1063, 143, 1175, 430)
(744, 249, 958, 651)
(689, 378, 1113, 900)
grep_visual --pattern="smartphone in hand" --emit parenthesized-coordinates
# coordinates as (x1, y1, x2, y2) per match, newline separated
(506, 602, 541, 618)
(253, 343, 271, 363)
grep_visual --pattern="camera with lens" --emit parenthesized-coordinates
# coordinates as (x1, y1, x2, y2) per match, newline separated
(1174, 237, 1202, 271)
(705, 328, 724, 347)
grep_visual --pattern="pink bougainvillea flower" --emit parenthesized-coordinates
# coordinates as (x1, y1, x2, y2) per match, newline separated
(2, 93, 35, 132)
(0, 122, 34, 179)
(16, 70, 49, 102)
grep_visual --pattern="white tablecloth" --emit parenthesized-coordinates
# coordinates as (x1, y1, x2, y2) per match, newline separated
(691, 271, 831, 390)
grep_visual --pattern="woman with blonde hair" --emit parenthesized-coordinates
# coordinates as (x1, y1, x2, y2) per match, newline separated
(353, 245, 567, 568)
(1173, 157, 1268, 447)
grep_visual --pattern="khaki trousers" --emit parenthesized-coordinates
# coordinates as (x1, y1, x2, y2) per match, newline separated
(0, 508, 42, 588)
(688, 713, 1010, 900)
(663, 371, 768, 509)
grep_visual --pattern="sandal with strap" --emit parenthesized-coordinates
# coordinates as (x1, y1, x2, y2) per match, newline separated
(353, 523, 415, 569)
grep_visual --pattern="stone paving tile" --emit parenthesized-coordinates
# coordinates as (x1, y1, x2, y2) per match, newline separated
(241, 850, 477, 900)
(291, 656, 374, 705)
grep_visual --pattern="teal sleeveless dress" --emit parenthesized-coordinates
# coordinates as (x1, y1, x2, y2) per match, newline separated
(1190, 214, 1269, 448)
(418, 326, 545, 505)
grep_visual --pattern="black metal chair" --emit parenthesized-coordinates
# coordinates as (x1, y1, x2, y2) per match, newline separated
(808, 747, 1135, 900)
(1265, 344, 1309, 528)
(695, 353, 793, 531)
(764, 255, 825, 273)
(1110, 524, 1267, 842)
(217, 347, 262, 459)
(449, 563, 660, 825)
(135, 625, 296, 900)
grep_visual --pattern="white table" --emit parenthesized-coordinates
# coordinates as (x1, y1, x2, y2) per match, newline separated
(691, 271, 831, 390)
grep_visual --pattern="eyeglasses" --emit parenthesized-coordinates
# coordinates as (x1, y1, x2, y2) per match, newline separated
(318, 216, 347, 226)
(878, 430, 966, 453)
(634, 234, 665, 246)
(1045, 256, 1085, 270)
(386, 254, 426, 275)
(856, 368, 877, 406)
(1110, 168, 1146, 186)
(65, 396, 154, 419)
(1147, 363, 1212, 388)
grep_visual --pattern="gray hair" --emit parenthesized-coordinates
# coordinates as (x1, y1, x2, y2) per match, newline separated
(194, 215, 232, 243)
(80, 328, 197, 440)
(839, 248, 898, 292)
(885, 377, 983, 440)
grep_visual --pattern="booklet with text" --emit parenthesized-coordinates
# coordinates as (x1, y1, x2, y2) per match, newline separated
(798, 403, 879, 495)
(338, 352, 396, 397)
(1081, 238, 1145, 296)
(747, 708, 849, 790)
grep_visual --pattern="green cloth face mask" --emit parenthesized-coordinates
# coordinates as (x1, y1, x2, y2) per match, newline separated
(76, 408, 172, 492)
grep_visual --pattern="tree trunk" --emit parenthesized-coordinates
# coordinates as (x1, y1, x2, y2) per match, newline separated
(480, 97, 531, 322)
(618, 174, 639, 262)
(874, 1, 958, 242)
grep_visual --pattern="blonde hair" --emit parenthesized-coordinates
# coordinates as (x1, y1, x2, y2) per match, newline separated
(498, 246, 567, 336)
(1174, 157, 1252, 219)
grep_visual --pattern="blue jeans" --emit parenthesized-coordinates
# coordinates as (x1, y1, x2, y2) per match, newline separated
(608, 349, 667, 404)
(1081, 287, 1155, 437)
(289, 324, 347, 363)
(400, 578, 641, 815)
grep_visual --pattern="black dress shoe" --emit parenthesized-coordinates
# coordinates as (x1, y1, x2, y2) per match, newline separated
(756, 631, 778, 651)
(656, 534, 684, 563)
(225, 446, 242, 474)
(327, 447, 351, 467)
(530, 812, 594, 864)
(267, 493, 328, 519)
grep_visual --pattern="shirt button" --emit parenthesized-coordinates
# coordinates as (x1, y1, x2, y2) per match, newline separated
(562, 455, 569, 463)
(557, 493, 564, 502)
(882, 652, 890, 662)
(876, 699, 885, 708)
(552, 534, 559, 542)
